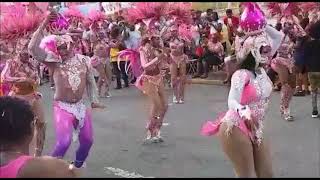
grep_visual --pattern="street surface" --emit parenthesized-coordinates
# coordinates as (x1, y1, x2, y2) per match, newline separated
(39, 84, 320, 177)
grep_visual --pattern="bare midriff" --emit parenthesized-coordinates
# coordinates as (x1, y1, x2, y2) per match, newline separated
(53, 62, 88, 103)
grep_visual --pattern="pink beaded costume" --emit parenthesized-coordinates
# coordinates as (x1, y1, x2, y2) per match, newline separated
(201, 3, 283, 145)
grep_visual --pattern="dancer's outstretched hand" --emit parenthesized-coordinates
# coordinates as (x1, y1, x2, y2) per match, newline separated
(91, 102, 106, 109)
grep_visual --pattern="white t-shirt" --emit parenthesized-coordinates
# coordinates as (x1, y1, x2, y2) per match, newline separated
(210, 20, 223, 34)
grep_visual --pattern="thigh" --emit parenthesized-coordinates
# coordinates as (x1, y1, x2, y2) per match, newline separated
(144, 81, 163, 109)
(217, 122, 256, 177)
(170, 63, 178, 79)
(53, 105, 75, 136)
(79, 109, 93, 142)
(252, 137, 273, 178)
(105, 64, 113, 82)
(157, 80, 168, 108)
(272, 64, 289, 84)
(179, 62, 187, 77)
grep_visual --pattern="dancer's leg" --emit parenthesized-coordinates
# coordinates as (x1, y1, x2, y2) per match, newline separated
(74, 109, 94, 168)
(252, 136, 273, 178)
(272, 64, 294, 120)
(217, 123, 256, 177)
(178, 62, 187, 103)
(170, 63, 179, 103)
(157, 79, 168, 135)
(51, 105, 75, 158)
(144, 81, 163, 138)
(31, 98, 46, 157)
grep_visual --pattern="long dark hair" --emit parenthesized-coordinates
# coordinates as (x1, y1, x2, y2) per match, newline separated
(239, 52, 257, 77)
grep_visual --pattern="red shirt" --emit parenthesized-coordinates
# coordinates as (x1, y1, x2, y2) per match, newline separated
(223, 16, 240, 38)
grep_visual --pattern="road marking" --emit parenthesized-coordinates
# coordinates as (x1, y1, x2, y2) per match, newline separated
(104, 167, 154, 178)
(162, 123, 169, 126)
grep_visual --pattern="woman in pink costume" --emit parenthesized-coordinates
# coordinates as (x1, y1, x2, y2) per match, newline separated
(91, 43, 112, 98)
(0, 96, 80, 178)
(0, 3, 47, 157)
(267, 2, 309, 121)
(269, 24, 296, 121)
(122, 2, 170, 143)
(165, 3, 193, 104)
(138, 34, 169, 143)
(201, 3, 283, 177)
(167, 26, 189, 104)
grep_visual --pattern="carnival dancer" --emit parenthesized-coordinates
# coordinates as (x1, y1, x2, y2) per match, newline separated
(0, 3, 48, 157)
(122, 2, 171, 143)
(201, 3, 284, 177)
(28, 11, 105, 168)
(269, 24, 296, 121)
(91, 43, 112, 98)
(167, 25, 189, 104)
(139, 34, 169, 143)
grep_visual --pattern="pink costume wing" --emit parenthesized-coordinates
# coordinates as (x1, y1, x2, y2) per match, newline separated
(118, 49, 143, 78)
(124, 2, 169, 30)
(39, 35, 58, 57)
(0, 3, 44, 42)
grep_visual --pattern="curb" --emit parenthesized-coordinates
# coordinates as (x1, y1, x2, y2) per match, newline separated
(188, 79, 229, 86)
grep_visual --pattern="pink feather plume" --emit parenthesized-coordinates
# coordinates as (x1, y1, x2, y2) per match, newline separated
(118, 49, 143, 78)
(124, 2, 169, 26)
(87, 9, 106, 24)
(298, 2, 320, 13)
(63, 6, 85, 22)
(39, 35, 58, 56)
(0, 3, 44, 41)
(168, 2, 193, 24)
(267, 2, 301, 17)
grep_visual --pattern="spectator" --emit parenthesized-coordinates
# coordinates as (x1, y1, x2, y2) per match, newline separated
(193, 34, 224, 79)
(223, 9, 240, 45)
(0, 96, 80, 178)
(109, 26, 129, 89)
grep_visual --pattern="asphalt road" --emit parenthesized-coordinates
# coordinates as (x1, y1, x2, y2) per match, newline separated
(39, 83, 320, 178)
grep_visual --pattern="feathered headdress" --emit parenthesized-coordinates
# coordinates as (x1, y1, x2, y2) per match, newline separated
(167, 2, 193, 25)
(39, 34, 73, 60)
(46, 14, 70, 35)
(237, 3, 284, 67)
(63, 5, 85, 24)
(85, 9, 107, 27)
(298, 2, 320, 13)
(124, 2, 169, 30)
(267, 2, 301, 18)
(0, 3, 44, 49)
